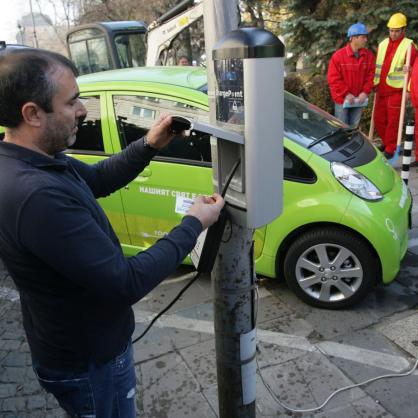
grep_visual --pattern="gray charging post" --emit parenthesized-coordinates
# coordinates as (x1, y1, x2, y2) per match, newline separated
(202, 25, 285, 418)
(213, 27, 284, 228)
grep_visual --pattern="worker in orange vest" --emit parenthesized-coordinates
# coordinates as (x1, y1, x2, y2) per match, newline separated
(373, 12, 416, 159)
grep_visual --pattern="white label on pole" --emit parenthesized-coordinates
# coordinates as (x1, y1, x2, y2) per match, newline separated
(240, 328, 257, 360)
(240, 328, 257, 405)
(190, 229, 208, 269)
(241, 358, 256, 405)
(406, 125, 415, 135)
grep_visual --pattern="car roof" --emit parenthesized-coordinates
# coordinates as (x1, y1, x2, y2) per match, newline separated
(77, 66, 208, 92)
(67, 21, 147, 37)
(0, 42, 32, 56)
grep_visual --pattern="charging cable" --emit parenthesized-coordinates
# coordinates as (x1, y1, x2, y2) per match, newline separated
(257, 355, 418, 413)
(253, 284, 418, 413)
(132, 271, 201, 344)
(133, 158, 241, 345)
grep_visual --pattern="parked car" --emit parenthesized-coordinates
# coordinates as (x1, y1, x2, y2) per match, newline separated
(1, 66, 412, 309)
(0, 42, 31, 56)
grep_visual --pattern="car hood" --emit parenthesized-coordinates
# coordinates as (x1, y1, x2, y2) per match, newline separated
(355, 153, 395, 195)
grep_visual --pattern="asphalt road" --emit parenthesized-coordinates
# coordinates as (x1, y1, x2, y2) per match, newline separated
(1, 160, 418, 417)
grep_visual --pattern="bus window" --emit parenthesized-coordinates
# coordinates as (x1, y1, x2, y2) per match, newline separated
(68, 28, 111, 74)
(114, 33, 146, 68)
(87, 37, 111, 72)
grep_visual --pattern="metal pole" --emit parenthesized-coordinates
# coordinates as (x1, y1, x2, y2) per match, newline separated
(401, 120, 415, 185)
(203, 2, 256, 417)
(29, 0, 39, 48)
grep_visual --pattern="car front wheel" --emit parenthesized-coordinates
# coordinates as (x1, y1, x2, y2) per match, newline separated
(283, 227, 379, 309)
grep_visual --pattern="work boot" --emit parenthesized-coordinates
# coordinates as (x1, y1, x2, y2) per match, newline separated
(383, 151, 394, 159)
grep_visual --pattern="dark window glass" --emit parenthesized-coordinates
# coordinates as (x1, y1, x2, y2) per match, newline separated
(158, 132, 211, 162)
(69, 96, 104, 153)
(283, 92, 356, 155)
(115, 33, 146, 68)
(113, 95, 210, 162)
(283, 149, 316, 183)
(69, 36, 111, 75)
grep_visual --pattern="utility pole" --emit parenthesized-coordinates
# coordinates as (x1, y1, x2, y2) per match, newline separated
(203, 1, 257, 417)
(29, 0, 39, 48)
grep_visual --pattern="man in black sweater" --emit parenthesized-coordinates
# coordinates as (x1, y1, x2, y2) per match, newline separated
(0, 49, 224, 417)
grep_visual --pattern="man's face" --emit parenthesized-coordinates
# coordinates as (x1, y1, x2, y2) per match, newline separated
(178, 57, 189, 66)
(39, 66, 87, 156)
(352, 35, 368, 49)
(389, 28, 404, 41)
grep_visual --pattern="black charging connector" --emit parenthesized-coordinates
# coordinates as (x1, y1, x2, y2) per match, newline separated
(191, 159, 241, 274)
(170, 116, 191, 134)
(191, 208, 229, 273)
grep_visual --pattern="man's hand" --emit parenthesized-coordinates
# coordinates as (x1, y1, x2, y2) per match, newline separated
(358, 92, 368, 104)
(345, 93, 355, 104)
(403, 64, 411, 74)
(146, 114, 175, 149)
(187, 194, 225, 230)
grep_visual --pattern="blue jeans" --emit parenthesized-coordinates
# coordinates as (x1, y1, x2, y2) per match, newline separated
(33, 341, 136, 418)
(334, 103, 363, 127)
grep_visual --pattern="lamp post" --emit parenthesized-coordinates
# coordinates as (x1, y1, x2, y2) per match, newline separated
(29, 0, 39, 47)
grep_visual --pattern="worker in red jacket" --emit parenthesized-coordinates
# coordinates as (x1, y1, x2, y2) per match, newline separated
(327, 23, 375, 127)
(408, 59, 418, 166)
(373, 12, 416, 159)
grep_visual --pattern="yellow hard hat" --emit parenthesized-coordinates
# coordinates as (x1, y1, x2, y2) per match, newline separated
(387, 13, 407, 29)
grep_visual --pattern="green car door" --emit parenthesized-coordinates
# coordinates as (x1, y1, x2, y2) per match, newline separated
(105, 91, 213, 255)
(70, 93, 131, 245)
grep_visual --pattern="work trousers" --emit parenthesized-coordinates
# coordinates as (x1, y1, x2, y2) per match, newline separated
(33, 341, 136, 418)
(334, 103, 363, 127)
(374, 92, 402, 155)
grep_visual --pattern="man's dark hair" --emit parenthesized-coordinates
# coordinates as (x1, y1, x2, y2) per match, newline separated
(0, 49, 78, 128)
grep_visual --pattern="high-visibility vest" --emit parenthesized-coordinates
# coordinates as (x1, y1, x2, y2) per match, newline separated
(374, 37, 413, 87)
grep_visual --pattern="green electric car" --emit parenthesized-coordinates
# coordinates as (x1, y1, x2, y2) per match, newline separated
(1, 66, 411, 309)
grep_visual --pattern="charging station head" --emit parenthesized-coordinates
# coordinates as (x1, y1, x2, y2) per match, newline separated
(212, 28, 285, 133)
(211, 27, 285, 229)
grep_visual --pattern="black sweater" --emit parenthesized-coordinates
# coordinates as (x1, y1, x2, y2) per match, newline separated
(0, 138, 202, 371)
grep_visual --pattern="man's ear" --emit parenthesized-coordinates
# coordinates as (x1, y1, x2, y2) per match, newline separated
(21, 102, 44, 128)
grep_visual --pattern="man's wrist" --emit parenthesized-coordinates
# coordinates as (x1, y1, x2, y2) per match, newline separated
(143, 136, 158, 150)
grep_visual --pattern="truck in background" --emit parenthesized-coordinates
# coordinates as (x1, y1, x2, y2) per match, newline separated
(66, 0, 203, 75)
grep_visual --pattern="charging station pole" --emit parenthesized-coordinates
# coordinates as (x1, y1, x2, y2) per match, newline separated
(203, 1, 256, 417)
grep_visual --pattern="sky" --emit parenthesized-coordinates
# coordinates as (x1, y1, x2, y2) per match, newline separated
(0, 0, 55, 44)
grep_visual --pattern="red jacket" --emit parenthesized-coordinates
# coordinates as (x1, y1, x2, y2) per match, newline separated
(377, 35, 417, 97)
(410, 59, 418, 108)
(327, 44, 375, 104)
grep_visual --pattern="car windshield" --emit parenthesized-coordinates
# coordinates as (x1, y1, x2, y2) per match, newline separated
(284, 92, 351, 155)
(199, 85, 353, 156)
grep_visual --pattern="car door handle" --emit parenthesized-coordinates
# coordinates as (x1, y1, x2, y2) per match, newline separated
(138, 168, 151, 177)
(136, 168, 152, 182)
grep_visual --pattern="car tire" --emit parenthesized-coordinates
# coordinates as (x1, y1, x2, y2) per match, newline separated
(283, 227, 378, 309)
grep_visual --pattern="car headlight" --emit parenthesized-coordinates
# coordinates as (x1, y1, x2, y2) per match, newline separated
(331, 162, 382, 201)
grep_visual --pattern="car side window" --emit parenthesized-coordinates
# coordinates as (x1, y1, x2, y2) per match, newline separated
(68, 96, 104, 153)
(284, 149, 316, 183)
(113, 95, 211, 164)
